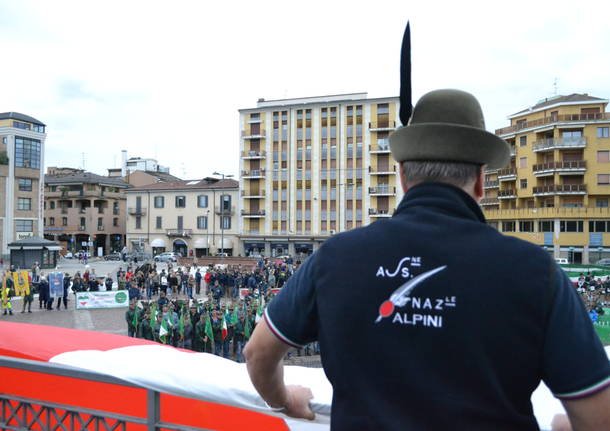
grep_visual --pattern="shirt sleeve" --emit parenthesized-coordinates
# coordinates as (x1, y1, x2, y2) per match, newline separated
(543, 265, 610, 399)
(264, 254, 318, 348)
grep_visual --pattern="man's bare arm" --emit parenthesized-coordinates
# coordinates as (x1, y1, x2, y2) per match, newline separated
(244, 319, 315, 420)
(559, 385, 610, 431)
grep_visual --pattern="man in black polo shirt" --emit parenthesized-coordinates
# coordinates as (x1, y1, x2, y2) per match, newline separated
(244, 27, 610, 431)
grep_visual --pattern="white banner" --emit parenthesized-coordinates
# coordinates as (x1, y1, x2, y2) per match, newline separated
(75, 291, 129, 309)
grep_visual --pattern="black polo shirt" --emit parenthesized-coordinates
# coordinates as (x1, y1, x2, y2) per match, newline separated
(265, 182, 610, 430)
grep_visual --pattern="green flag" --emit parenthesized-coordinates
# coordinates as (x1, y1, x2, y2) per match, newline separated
(178, 312, 185, 338)
(132, 308, 139, 330)
(244, 315, 251, 339)
(204, 314, 213, 341)
(159, 319, 170, 344)
(150, 303, 157, 328)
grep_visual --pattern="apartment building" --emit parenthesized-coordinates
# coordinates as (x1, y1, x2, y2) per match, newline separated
(238, 93, 401, 257)
(43, 169, 131, 255)
(485, 93, 610, 264)
(125, 178, 239, 257)
(0, 112, 47, 259)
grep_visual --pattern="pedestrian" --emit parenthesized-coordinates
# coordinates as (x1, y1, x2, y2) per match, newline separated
(195, 269, 202, 296)
(56, 273, 70, 310)
(243, 27, 610, 428)
(105, 274, 113, 291)
(125, 301, 140, 338)
(38, 276, 50, 309)
(1, 271, 14, 315)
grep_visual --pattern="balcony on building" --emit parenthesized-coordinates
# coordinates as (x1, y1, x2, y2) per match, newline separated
(128, 207, 147, 216)
(480, 198, 500, 206)
(369, 186, 396, 196)
(496, 112, 610, 136)
(241, 209, 266, 218)
(498, 189, 517, 199)
(533, 137, 587, 152)
(247, 117, 262, 124)
(369, 208, 392, 218)
(77, 225, 86, 231)
(369, 121, 397, 132)
(369, 165, 396, 175)
(241, 150, 266, 159)
(241, 169, 266, 179)
(497, 167, 517, 181)
(510, 146, 516, 157)
(97, 225, 105, 231)
(241, 190, 266, 199)
(241, 130, 266, 139)
(533, 160, 587, 177)
(166, 229, 192, 237)
(483, 181, 499, 189)
(369, 139, 391, 153)
(215, 205, 235, 215)
(533, 184, 587, 196)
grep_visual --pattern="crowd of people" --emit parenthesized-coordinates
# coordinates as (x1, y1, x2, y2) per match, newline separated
(577, 272, 610, 322)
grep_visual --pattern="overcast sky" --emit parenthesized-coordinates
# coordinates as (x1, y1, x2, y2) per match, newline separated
(1, 0, 609, 179)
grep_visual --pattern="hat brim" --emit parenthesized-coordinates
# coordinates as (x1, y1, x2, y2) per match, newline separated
(389, 123, 510, 169)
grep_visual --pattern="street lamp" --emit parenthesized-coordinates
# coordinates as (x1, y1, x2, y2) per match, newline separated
(212, 172, 234, 256)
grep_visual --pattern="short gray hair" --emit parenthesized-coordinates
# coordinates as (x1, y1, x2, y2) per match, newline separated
(401, 161, 481, 188)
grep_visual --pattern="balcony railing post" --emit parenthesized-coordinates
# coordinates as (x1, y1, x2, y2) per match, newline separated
(147, 390, 160, 431)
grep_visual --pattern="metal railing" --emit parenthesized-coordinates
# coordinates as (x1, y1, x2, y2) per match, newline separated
(0, 355, 211, 431)
(128, 207, 146, 216)
(241, 210, 266, 216)
(496, 112, 610, 135)
(166, 229, 193, 237)
(498, 189, 517, 197)
(532, 160, 587, 173)
(533, 184, 587, 194)
(241, 190, 266, 197)
(497, 167, 516, 177)
(369, 165, 396, 174)
(483, 181, 499, 188)
(369, 208, 391, 216)
(369, 121, 396, 130)
(241, 150, 266, 158)
(369, 186, 396, 195)
(533, 137, 587, 152)
(480, 198, 500, 205)
(241, 169, 266, 178)
(241, 130, 266, 138)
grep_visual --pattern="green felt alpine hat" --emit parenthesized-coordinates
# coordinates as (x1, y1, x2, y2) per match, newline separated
(389, 89, 510, 169)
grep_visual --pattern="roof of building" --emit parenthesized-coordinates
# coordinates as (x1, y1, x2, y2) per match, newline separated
(510, 94, 607, 117)
(45, 171, 131, 188)
(8, 237, 59, 247)
(127, 177, 238, 192)
(142, 170, 182, 182)
(0, 112, 46, 127)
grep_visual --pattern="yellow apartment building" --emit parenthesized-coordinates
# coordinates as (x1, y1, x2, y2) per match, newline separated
(238, 93, 401, 257)
(485, 93, 610, 264)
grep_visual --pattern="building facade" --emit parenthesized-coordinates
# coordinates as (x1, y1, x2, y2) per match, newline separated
(0, 112, 47, 259)
(485, 93, 610, 264)
(43, 169, 131, 256)
(125, 178, 239, 257)
(238, 93, 401, 257)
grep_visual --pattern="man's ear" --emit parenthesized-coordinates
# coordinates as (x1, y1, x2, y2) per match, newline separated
(473, 166, 485, 201)
(399, 162, 409, 193)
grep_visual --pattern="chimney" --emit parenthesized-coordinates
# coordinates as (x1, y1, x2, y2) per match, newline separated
(121, 150, 128, 177)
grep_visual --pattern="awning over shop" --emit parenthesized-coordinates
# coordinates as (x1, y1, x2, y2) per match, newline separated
(244, 242, 265, 249)
(221, 238, 233, 249)
(193, 238, 209, 248)
(270, 243, 289, 249)
(150, 238, 166, 247)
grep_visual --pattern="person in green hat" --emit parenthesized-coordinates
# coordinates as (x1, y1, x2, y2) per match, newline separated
(244, 23, 610, 429)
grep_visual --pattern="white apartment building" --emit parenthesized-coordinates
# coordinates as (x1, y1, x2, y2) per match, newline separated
(125, 177, 240, 257)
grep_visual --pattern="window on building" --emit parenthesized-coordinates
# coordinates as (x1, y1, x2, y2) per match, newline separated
(97, 217, 103, 228)
(520, 179, 527, 189)
(18, 178, 32, 191)
(156, 216, 162, 229)
(597, 127, 609, 138)
(175, 196, 186, 208)
(519, 136, 527, 147)
(197, 216, 208, 229)
(596, 198, 609, 208)
(519, 157, 527, 169)
(560, 220, 584, 232)
(589, 221, 610, 233)
(13, 121, 31, 130)
(48, 217, 55, 226)
(538, 220, 553, 232)
(17, 198, 32, 211)
(15, 219, 33, 232)
(519, 221, 534, 232)
(197, 195, 208, 208)
(135, 216, 142, 229)
(113, 217, 118, 227)
(113, 202, 119, 215)
(15, 137, 41, 169)
(598, 174, 610, 185)
(501, 221, 515, 232)
(221, 195, 231, 211)
(49, 201, 55, 209)
(377, 103, 389, 115)
(154, 196, 165, 208)
(221, 216, 231, 230)
(62, 217, 67, 226)
(80, 217, 86, 229)
(597, 151, 609, 163)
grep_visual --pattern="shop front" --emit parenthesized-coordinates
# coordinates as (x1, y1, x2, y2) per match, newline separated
(150, 238, 167, 256)
(173, 239, 188, 257)
(294, 243, 314, 257)
(270, 243, 289, 257)
(8, 237, 61, 269)
(244, 242, 265, 257)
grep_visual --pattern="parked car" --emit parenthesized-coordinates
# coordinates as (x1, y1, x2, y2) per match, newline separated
(63, 252, 73, 259)
(215, 252, 229, 257)
(596, 258, 610, 266)
(554, 258, 569, 265)
(154, 252, 179, 262)
(103, 252, 121, 261)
